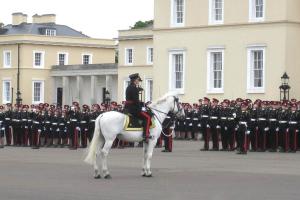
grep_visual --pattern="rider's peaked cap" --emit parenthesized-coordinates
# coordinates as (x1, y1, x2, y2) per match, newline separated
(129, 73, 142, 81)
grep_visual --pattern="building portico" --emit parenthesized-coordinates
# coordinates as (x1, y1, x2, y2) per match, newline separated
(51, 64, 117, 106)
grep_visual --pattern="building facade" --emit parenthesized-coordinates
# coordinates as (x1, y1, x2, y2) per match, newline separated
(117, 28, 153, 102)
(118, 0, 300, 103)
(0, 13, 116, 106)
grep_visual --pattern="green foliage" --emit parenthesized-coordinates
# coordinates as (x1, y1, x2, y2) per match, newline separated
(131, 20, 153, 29)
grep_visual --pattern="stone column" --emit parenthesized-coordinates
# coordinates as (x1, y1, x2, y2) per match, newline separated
(62, 76, 69, 105)
(105, 75, 112, 93)
(76, 76, 82, 104)
(90, 75, 97, 105)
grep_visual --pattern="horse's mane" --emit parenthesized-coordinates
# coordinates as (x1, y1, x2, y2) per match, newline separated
(150, 91, 179, 107)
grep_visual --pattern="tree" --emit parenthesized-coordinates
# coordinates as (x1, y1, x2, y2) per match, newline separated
(131, 20, 153, 29)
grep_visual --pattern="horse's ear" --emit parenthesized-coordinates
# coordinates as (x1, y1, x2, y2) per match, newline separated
(174, 97, 179, 102)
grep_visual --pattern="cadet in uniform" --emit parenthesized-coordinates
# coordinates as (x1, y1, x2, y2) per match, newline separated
(80, 105, 90, 148)
(199, 97, 210, 151)
(4, 103, 12, 146)
(209, 98, 220, 151)
(0, 106, 5, 148)
(236, 102, 250, 154)
(288, 103, 299, 152)
(278, 102, 289, 152)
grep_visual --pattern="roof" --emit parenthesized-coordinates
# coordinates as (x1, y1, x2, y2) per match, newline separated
(0, 23, 89, 38)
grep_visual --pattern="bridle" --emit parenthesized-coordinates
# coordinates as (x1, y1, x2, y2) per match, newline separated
(149, 96, 184, 137)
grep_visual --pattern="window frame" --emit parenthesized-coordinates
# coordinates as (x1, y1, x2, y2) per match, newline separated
(207, 48, 225, 94)
(33, 50, 45, 68)
(81, 53, 93, 65)
(45, 29, 57, 36)
(123, 79, 131, 100)
(209, 0, 224, 25)
(125, 48, 134, 66)
(57, 52, 69, 65)
(170, 0, 185, 27)
(2, 79, 11, 104)
(247, 46, 266, 93)
(146, 47, 154, 65)
(145, 78, 153, 102)
(32, 80, 45, 104)
(249, 0, 265, 22)
(169, 49, 186, 94)
(3, 50, 12, 68)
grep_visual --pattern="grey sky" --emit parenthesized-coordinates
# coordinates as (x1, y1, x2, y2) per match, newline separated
(0, 0, 154, 39)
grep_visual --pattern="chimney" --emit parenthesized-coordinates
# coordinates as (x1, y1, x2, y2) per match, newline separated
(12, 12, 28, 26)
(32, 14, 56, 24)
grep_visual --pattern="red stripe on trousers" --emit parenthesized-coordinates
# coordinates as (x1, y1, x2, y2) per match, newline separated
(140, 112, 151, 139)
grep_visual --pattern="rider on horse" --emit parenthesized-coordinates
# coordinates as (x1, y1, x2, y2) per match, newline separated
(124, 73, 151, 143)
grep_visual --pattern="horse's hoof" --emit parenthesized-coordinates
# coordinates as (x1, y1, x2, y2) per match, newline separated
(94, 175, 101, 179)
(145, 174, 152, 177)
(104, 174, 112, 179)
(141, 173, 146, 177)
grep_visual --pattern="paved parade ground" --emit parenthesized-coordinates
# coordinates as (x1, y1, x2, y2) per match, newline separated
(1, 141, 300, 200)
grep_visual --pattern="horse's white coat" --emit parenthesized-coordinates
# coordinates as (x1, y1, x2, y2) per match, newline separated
(84, 93, 185, 178)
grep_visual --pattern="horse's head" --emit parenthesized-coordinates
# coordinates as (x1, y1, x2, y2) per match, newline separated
(171, 96, 185, 120)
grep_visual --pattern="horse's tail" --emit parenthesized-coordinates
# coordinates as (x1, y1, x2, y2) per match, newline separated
(84, 114, 103, 165)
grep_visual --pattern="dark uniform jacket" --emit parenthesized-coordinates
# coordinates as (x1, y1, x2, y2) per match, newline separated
(125, 83, 142, 116)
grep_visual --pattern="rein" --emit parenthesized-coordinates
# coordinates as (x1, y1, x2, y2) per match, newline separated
(149, 96, 182, 137)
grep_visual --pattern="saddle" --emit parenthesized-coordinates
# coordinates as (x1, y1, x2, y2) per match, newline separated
(124, 113, 156, 131)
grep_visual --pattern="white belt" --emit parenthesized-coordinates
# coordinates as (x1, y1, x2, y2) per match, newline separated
(289, 121, 298, 125)
(239, 122, 247, 125)
(193, 118, 198, 120)
(258, 118, 266, 121)
(59, 123, 65, 126)
(221, 117, 227, 120)
(52, 123, 58, 125)
(28, 120, 32, 122)
(250, 119, 256, 121)
(5, 118, 10, 120)
(186, 118, 190, 120)
(22, 119, 27, 121)
(279, 121, 287, 124)
(201, 115, 209, 118)
(210, 116, 218, 119)
(33, 121, 39, 124)
(81, 121, 87, 123)
(0, 121, 3, 123)
(228, 117, 234, 120)
(71, 119, 77, 122)
(269, 119, 277, 122)
(45, 121, 51, 124)
(91, 120, 96, 122)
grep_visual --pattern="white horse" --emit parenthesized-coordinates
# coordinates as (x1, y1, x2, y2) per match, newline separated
(84, 93, 185, 179)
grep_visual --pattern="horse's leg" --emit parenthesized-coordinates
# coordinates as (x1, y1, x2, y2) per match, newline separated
(101, 139, 114, 179)
(144, 139, 157, 177)
(93, 145, 102, 179)
(141, 141, 148, 176)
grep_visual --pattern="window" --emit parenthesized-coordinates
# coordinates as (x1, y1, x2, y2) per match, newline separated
(57, 52, 68, 65)
(125, 48, 133, 65)
(247, 47, 265, 93)
(45, 29, 56, 36)
(147, 47, 153, 65)
(123, 79, 131, 100)
(145, 79, 153, 102)
(209, 0, 224, 24)
(249, 0, 265, 22)
(3, 51, 11, 68)
(82, 54, 92, 65)
(171, 0, 185, 27)
(169, 50, 185, 93)
(2, 80, 11, 104)
(32, 80, 44, 104)
(33, 51, 45, 68)
(207, 49, 224, 93)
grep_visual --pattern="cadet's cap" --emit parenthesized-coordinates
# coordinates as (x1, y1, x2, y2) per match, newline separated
(129, 73, 142, 81)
